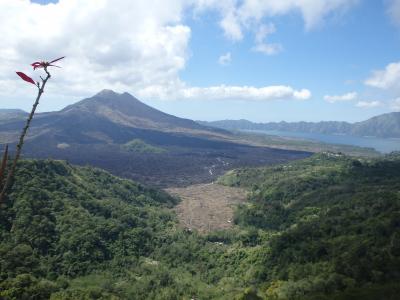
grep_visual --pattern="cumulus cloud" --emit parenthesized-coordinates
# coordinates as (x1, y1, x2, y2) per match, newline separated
(218, 52, 232, 65)
(237, 0, 358, 32)
(324, 92, 357, 103)
(220, 11, 243, 41)
(365, 61, 400, 90)
(199, 0, 359, 32)
(252, 23, 283, 55)
(138, 84, 311, 101)
(0, 0, 313, 104)
(356, 101, 382, 108)
(252, 43, 283, 55)
(0, 0, 191, 98)
(194, 0, 359, 51)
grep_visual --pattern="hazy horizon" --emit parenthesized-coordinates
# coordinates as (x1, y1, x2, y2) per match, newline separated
(1, 89, 397, 124)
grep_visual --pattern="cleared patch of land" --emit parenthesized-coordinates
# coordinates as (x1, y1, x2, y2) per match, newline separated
(166, 183, 247, 233)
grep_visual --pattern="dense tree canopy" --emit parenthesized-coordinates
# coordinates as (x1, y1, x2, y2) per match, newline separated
(219, 152, 400, 299)
(0, 154, 399, 299)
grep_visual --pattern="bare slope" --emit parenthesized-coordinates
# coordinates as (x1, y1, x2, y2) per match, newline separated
(166, 183, 247, 233)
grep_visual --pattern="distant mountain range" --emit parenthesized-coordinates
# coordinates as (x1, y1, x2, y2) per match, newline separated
(0, 109, 27, 123)
(0, 90, 307, 186)
(199, 112, 400, 138)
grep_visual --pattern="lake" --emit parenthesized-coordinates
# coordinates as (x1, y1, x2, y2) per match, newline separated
(245, 130, 400, 154)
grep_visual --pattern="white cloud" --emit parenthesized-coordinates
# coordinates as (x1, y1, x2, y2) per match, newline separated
(252, 23, 283, 55)
(356, 101, 382, 108)
(252, 43, 283, 55)
(0, 0, 312, 105)
(220, 11, 243, 41)
(386, 0, 400, 26)
(218, 52, 232, 65)
(0, 0, 191, 99)
(204, 0, 359, 32)
(243, 0, 359, 30)
(193, 0, 359, 51)
(193, 0, 243, 41)
(365, 62, 400, 90)
(324, 92, 357, 103)
(138, 84, 311, 101)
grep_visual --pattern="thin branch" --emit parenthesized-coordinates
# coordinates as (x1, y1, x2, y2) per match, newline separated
(0, 67, 51, 204)
(0, 144, 8, 186)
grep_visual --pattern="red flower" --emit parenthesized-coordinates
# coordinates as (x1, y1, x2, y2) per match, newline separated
(31, 56, 65, 70)
(16, 56, 65, 85)
(16, 72, 36, 85)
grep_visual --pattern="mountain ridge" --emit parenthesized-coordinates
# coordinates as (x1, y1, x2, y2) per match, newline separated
(0, 89, 229, 146)
(200, 112, 400, 138)
(0, 109, 28, 124)
(60, 89, 210, 132)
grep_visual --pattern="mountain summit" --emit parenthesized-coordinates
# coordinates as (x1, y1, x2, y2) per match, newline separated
(61, 90, 206, 132)
(0, 90, 227, 146)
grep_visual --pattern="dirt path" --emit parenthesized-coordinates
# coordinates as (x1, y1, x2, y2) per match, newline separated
(166, 183, 248, 233)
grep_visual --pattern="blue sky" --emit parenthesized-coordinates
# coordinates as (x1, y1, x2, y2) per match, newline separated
(1, 0, 400, 122)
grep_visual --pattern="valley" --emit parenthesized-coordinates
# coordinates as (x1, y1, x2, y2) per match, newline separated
(24, 141, 308, 187)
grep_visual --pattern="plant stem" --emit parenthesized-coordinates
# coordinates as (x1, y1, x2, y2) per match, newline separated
(0, 67, 51, 204)
(0, 144, 8, 186)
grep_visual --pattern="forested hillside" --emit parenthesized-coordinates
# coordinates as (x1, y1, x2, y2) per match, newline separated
(1, 155, 399, 299)
(218, 152, 400, 299)
(0, 160, 281, 299)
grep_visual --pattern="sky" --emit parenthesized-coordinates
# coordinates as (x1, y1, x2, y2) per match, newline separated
(1, 0, 400, 122)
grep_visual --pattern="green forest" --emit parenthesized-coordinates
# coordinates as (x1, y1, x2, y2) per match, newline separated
(1, 153, 400, 299)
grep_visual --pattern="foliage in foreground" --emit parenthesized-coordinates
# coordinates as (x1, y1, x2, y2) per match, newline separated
(0, 160, 253, 299)
(0, 153, 399, 299)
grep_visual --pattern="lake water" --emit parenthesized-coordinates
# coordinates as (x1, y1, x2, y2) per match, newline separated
(245, 130, 400, 154)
